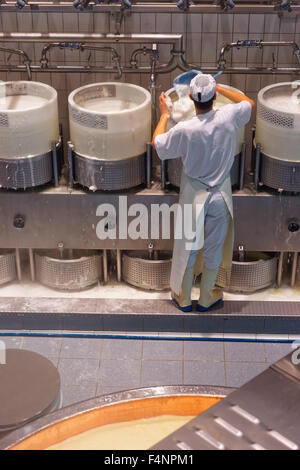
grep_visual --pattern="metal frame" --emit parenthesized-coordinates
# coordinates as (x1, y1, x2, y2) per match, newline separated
(67, 142, 151, 191)
(0, 138, 61, 190)
(0, 34, 299, 77)
(1, 2, 300, 13)
(0, 185, 299, 252)
(253, 143, 300, 193)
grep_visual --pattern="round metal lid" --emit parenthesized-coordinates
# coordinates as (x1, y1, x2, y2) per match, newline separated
(0, 349, 60, 431)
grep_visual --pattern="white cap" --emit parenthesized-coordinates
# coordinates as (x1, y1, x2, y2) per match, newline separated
(190, 73, 216, 103)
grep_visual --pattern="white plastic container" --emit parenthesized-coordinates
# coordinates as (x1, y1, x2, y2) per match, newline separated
(255, 82, 300, 162)
(166, 84, 246, 155)
(0, 81, 59, 158)
(68, 82, 151, 160)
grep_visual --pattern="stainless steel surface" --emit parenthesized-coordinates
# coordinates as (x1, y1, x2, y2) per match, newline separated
(15, 249, 21, 282)
(117, 249, 121, 282)
(73, 152, 146, 191)
(29, 248, 35, 282)
(0, 32, 183, 48)
(218, 40, 300, 70)
(35, 249, 103, 290)
(0, 46, 31, 80)
(0, 33, 298, 77)
(296, 253, 300, 287)
(0, 384, 232, 451)
(122, 250, 172, 290)
(260, 152, 300, 192)
(0, 185, 299, 252)
(1, 2, 300, 13)
(0, 250, 16, 286)
(216, 252, 278, 293)
(291, 252, 298, 288)
(153, 352, 300, 450)
(0, 152, 53, 190)
(277, 252, 284, 287)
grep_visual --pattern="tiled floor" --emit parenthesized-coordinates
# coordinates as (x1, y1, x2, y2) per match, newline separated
(0, 332, 293, 408)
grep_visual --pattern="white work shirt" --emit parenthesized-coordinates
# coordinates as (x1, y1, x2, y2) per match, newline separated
(155, 101, 252, 187)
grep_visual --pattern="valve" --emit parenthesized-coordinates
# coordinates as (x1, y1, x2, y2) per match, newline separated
(121, 0, 132, 10)
(225, 0, 235, 9)
(176, 0, 190, 10)
(15, 0, 27, 8)
(73, 0, 91, 10)
(218, 0, 235, 10)
(275, 0, 292, 12)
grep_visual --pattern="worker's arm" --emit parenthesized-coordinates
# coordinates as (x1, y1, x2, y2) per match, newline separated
(152, 92, 170, 149)
(216, 83, 255, 110)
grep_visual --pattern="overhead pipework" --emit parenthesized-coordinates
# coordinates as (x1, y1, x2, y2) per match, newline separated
(217, 0, 235, 11)
(0, 0, 300, 12)
(15, 0, 27, 8)
(40, 42, 123, 79)
(215, 39, 300, 73)
(0, 46, 32, 81)
(0, 32, 300, 77)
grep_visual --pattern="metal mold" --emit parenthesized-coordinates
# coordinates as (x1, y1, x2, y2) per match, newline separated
(217, 251, 278, 293)
(260, 152, 300, 192)
(0, 152, 54, 190)
(73, 152, 146, 191)
(0, 250, 16, 285)
(122, 250, 172, 290)
(35, 249, 103, 291)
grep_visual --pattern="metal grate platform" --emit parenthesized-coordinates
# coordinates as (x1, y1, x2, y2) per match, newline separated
(152, 352, 300, 450)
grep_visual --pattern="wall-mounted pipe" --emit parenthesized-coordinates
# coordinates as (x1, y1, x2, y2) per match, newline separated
(41, 42, 123, 79)
(0, 33, 184, 51)
(2, 62, 300, 77)
(0, 46, 31, 80)
(1, 2, 300, 14)
(0, 34, 300, 78)
(218, 40, 300, 69)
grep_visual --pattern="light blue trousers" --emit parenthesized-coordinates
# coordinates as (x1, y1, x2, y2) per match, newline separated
(186, 190, 230, 270)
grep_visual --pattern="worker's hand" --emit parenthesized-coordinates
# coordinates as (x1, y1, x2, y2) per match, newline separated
(159, 92, 169, 116)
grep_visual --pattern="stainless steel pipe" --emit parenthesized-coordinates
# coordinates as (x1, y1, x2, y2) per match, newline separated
(1, 2, 300, 13)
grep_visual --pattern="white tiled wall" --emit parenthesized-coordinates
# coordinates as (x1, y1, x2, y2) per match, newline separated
(0, 11, 299, 169)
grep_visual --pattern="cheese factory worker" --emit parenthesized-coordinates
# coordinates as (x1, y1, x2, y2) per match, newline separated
(152, 74, 255, 312)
